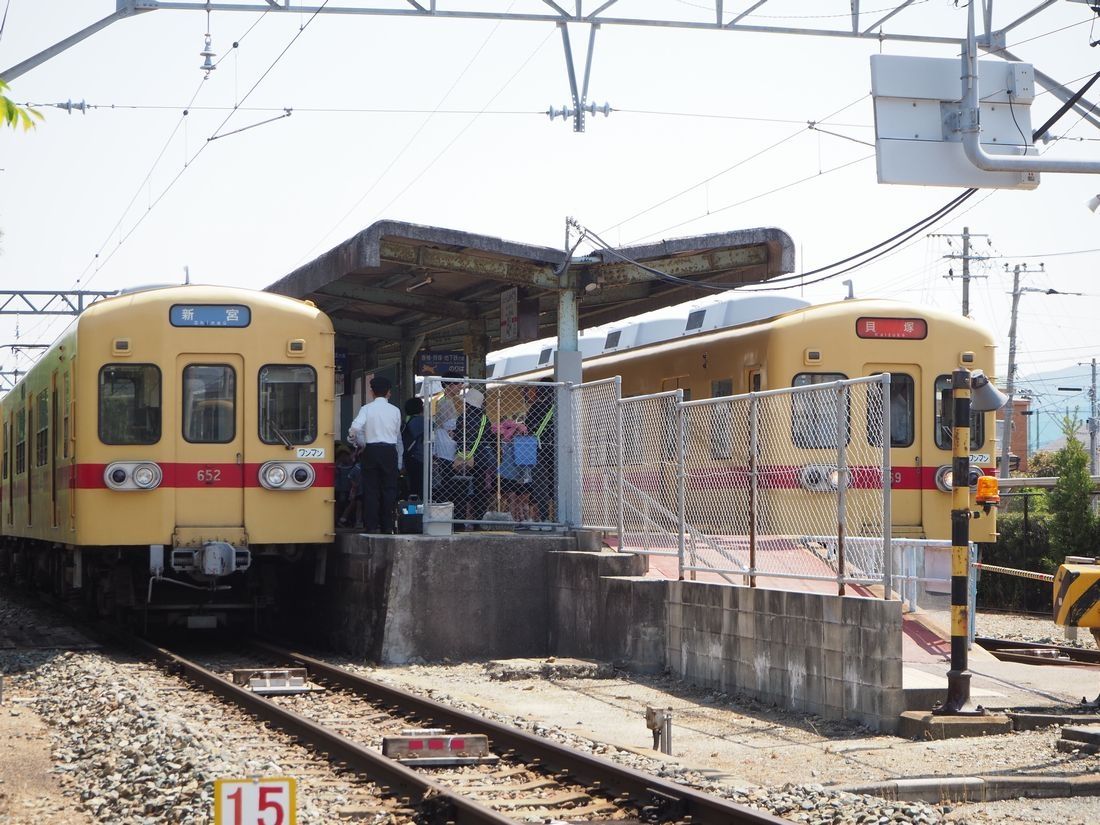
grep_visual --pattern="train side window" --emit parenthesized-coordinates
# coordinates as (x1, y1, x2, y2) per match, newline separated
(259, 365, 317, 445)
(791, 372, 849, 449)
(35, 391, 48, 466)
(2, 419, 7, 480)
(99, 364, 162, 445)
(183, 365, 236, 444)
(711, 379, 733, 398)
(15, 409, 25, 474)
(934, 375, 985, 450)
(866, 373, 914, 447)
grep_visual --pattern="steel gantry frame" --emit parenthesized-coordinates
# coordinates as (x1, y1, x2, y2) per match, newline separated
(4, 1, 1100, 132)
(0, 290, 117, 315)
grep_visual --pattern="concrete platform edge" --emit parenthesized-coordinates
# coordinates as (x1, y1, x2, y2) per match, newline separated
(840, 774, 1100, 803)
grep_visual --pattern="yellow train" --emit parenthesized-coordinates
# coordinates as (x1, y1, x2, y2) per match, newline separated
(495, 297, 998, 542)
(0, 285, 335, 626)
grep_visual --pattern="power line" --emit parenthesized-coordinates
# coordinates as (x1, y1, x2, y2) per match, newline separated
(576, 186, 978, 295)
(292, 0, 526, 267)
(80, 3, 330, 289)
(600, 94, 870, 236)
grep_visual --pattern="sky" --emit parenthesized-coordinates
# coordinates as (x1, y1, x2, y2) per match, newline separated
(2, 1, 1100, 433)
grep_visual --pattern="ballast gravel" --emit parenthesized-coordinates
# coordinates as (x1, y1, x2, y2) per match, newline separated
(1, 646, 387, 824)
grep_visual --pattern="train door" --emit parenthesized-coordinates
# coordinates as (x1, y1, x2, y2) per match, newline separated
(51, 375, 59, 528)
(863, 366, 920, 535)
(176, 355, 245, 528)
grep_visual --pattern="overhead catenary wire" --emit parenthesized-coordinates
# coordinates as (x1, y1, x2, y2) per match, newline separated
(600, 94, 871, 236)
(292, 0, 528, 268)
(78, 3, 330, 290)
(576, 185, 979, 295)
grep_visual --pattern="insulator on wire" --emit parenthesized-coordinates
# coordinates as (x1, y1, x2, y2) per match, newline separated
(547, 106, 574, 121)
(200, 33, 217, 75)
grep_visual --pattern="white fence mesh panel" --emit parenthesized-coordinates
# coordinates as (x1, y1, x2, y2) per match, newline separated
(618, 392, 683, 557)
(571, 379, 622, 531)
(679, 377, 889, 586)
(422, 376, 564, 530)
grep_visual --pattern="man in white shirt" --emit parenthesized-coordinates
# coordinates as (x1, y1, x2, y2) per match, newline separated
(348, 376, 403, 534)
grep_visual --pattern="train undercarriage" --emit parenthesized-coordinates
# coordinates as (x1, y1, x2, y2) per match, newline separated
(0, 538, 326, 631)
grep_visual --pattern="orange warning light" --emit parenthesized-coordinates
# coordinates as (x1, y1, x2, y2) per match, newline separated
(976, 475, 1000, 505)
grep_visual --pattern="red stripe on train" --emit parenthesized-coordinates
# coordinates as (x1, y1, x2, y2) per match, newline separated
(69, 462, 335, 489)
(623, 465, 994, 492)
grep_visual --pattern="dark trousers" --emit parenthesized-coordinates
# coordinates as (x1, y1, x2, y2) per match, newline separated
(403, 458, 424, 501)
(361, 443, 399, 534)
(532, 459, 556, 522)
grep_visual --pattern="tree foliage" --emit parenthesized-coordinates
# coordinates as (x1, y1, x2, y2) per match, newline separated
(1047, 415, 1096, 557)
(1, 80, 43, 131)
(1028, 450, 1058, 479)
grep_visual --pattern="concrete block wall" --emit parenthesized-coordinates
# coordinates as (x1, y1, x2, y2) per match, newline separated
(547, 551, 660, 671)
(668, 580, 904, 731)
(319, 533, 573, 662)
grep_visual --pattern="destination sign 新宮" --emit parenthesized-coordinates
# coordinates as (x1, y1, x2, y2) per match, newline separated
(170, 305, 251, 328)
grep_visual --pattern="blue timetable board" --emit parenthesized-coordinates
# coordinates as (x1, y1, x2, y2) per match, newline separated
(170, 304, 251, 328)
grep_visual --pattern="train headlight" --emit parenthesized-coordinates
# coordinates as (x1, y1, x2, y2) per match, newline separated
(132, 463, 162, 489)
(262, 464, 288, 488)
(258, 461, 316, 490)
(799, 464, 840, 492)
(934, 465, 982, 492)
(104, 461, 162, 491)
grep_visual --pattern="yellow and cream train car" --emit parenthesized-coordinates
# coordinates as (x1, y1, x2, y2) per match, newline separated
(496, 298, 998, 542)
(0, 285, 334, 625)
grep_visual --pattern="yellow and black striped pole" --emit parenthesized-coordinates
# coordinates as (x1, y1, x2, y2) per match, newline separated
(934, 368, 986, 716)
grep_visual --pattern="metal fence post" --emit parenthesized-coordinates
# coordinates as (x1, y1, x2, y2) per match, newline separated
(616, 376, 624, 551)
(422, 386, 434, 509)
(835, 384, 849, 597)
(881, 374, 893, 599)
(676, 389, 686, 581)
(749, 392, 759, 588)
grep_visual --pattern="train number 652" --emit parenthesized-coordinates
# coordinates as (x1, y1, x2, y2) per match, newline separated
(197, 468, 222, 484)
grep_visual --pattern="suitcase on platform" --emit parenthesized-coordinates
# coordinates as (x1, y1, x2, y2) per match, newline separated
(397, 497, 423, 534)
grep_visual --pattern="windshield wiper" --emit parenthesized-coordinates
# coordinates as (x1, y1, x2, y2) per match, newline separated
(270, 422, 294, 450)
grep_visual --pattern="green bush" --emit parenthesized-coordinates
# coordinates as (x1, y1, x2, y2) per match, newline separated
(976, 511, 1056, 613)
(1048, 417, 1097, 557)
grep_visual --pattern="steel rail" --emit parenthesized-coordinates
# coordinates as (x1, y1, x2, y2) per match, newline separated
(976, 636, 1100, 667)
(118, 635, 516, 825)
(249, 640, 787, 825)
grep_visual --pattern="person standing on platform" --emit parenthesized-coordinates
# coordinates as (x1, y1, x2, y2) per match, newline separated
(525, 378, 556, 530)
(401, 397, 425, 501)
(348, 376, 402, 534)
(455, 387, 491, 523)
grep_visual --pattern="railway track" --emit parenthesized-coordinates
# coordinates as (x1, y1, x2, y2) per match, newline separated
(125, 636, 787, 825)
(976, 636, 1100, 668)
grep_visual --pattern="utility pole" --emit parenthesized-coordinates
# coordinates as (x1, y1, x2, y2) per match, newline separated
(932, 226, 989, 317)
(1000, 265, 1081, 478)
(1001, 264, 1024, 479)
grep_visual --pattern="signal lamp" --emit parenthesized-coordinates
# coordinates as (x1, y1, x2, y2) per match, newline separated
(976, 475, 1000, 505)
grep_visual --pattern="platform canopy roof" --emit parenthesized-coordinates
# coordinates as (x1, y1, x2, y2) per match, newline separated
(266, 220, 795, 362)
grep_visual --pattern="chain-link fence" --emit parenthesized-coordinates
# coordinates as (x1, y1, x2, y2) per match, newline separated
(419, 373, 893, 593)
(421, 376, 565, 533)
(570, 378, 623, 534)
(611, 374, 893, 594)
